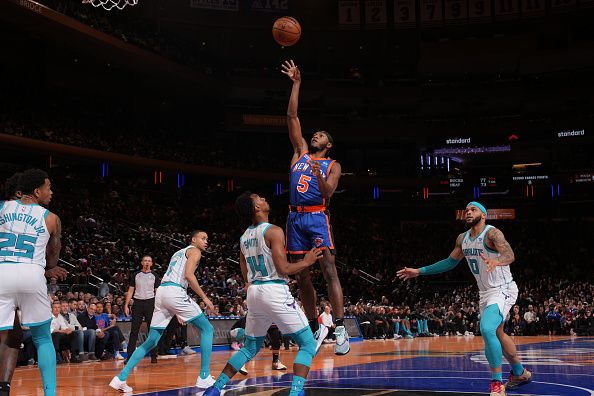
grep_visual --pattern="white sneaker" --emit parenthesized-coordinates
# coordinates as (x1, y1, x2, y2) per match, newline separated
(334, 326, 350, 355)
(195, 375, 216, 389)
(115, 352, 125, 360)
(109, 376, 133, 393)
(272, 360, 287, 370)
(456, 331, 463, 336)
(313, 325, 329, 355)
(394, 334, 403, 339)
(238, 364, 248, 375)
(182, 346, 196, 355)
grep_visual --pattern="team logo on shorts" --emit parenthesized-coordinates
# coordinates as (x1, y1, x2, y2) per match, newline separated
(286, 298, 297, 310)
(314, 237, 324, 247)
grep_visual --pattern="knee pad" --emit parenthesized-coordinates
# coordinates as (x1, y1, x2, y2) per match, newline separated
(144, 328, 164, 349)
(30, 322, 52, 345)
(242, 336, 264, 360)
(190, 314, 213, 335)
(480, 304, 503, 336)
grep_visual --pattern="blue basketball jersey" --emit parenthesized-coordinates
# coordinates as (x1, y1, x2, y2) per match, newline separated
(289, 152, 336, 207)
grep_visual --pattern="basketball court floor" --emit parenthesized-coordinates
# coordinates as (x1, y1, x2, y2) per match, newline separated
(10, 336, 594, 395)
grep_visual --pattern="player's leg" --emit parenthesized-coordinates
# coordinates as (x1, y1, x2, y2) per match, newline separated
(497, 323, 531, 388)
(287, 213, 319, 333)
(479, 304, 506, 396)
(187, 313, 214, 383)
(315, 213, 349, 355)
(143, 300, 158, 360)
(268, 326, 286, 370)
(205, 300, 269, 396)
(0, 314, 22, 395)
(28, 320, 56, 396)
(110, 290, 168, 393)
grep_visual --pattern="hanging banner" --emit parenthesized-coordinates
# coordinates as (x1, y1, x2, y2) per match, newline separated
(394, 0, 417, 28)
(189, 0, 239, 11)
(365, 0, 388, 28)
(339, 0, 362, 28)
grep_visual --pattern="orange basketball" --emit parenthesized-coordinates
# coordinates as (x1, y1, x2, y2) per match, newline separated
(272, 16, 301, 47)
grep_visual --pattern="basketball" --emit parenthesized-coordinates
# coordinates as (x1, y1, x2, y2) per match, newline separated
(272, 16, 301, 47)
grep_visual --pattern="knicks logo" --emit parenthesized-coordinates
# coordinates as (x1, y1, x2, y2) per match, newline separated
(314, 237, 324, 247)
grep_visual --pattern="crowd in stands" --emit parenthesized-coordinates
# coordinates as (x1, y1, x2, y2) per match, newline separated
(3, 168, 593, 367)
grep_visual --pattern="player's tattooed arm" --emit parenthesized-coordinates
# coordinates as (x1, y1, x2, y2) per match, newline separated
(485, 227, 515, 266)
(450, 233, 466, 261)
(282, 60, 308, 159)
(45, 213, 62, 269)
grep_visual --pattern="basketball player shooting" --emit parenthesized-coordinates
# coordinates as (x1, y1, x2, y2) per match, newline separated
(397, 202, 532, 396)
(281, 60, 349, 355)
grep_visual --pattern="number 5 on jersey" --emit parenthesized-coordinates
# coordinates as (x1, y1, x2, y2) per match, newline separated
(297, 174, 311, 193)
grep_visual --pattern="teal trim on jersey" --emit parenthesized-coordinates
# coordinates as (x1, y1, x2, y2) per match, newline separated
(248, 222, 264, 229)
(0, 201, 5, 211)
(483, 234, 498, 254)
(22, 317, 52, 327)
(286, 324, 310, 338)
(15, 200, 40, 207)
(149, 326, 167, 330)
(0, 325, 14, 331)
(160, 281, 184, 288)
(468, 224, 489, 242)
(252, 279, 287, 285)
(44, 209, 49, 219)
(261, 223, 272, 237)
(0, 261, 19, 264)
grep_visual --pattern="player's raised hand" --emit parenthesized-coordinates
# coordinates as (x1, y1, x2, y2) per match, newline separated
(281, 60, 301, 82)
(45, 266, 68, 281)
(308, 160, 322, 177)
(480, 253, 499, 273)
(304, 248, 323, 265)
(397, 267, 420, 281)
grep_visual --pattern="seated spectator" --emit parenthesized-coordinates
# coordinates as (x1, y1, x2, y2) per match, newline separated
(95, 302, 125, 360)
(50, 302, 83, 363)
(319, 305, 335, 342)
(76, 303, 101, 360)
(546, 305, 562, 335)
(523, 305, 537, 336)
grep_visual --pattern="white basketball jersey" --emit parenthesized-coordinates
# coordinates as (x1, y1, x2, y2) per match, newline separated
(240, 223, 287, 283)
(0, 200, 50, 268)
(462, 225, 513, 292)
(161, 245, 196, 289)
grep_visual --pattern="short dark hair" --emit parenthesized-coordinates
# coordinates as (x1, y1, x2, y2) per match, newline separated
(18, 169, 48, 196)
(190, 230, 206, 239)
(4, 172, 22, 200)
(319, 130, 334, 146)
(235, 191, 254, 223)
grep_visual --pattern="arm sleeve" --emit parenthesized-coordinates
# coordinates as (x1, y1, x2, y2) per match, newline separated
(419, 256, 461, 276)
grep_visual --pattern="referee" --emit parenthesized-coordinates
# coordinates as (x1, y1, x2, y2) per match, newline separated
(124, 255, 160, 364)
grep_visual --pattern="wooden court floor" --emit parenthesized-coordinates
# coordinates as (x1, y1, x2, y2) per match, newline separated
(10, 336, 594, 395)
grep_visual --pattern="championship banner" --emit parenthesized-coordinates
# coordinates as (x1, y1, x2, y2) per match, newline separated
(551, 0, 577, 13)
(468, 0, 491, 22)
(242, 114, 287, 127)
(339, 0, 362, 28)
(494, 0, 519, 19)
(520, 0, 545, 18)
(456, 208, 516, 220)
(189, 0, 239, 11)
(421, 0, 444, 26)
(365, 0, 388, 28)
(445, 0, 468, 24)
(394, 0, 417, 28)
(248, 0, 289, 13)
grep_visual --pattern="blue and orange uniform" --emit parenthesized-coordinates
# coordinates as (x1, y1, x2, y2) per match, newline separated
(286, 151, 336, 255)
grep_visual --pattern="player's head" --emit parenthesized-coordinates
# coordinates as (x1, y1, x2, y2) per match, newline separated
(309, 131, 333, 156)
(3, 172, 23, 200)
(465, 201, 487, 227)
(235, 191, 270, 225)
(140, 255, 153, 270)
(18, 169, 52, 206)
(190, 230, 208, 251)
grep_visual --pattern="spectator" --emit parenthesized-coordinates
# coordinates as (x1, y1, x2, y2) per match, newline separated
(546, 305, 562, 335)
(76, 303, 100, 360)
(50, 302, 83, 363)
(523, 304, 537, 336)
(95, 302, 125, 360)
(319, 305, 335, 342)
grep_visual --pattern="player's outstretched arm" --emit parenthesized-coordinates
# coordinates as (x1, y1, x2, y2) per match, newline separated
(282, 60, 308, 163)
(266, 225, 322, 275)
(397, 233, 465, 280)
(45, 212, 61, 269)
(481, 227, 515, 272)
(184, 248, 215, 312)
